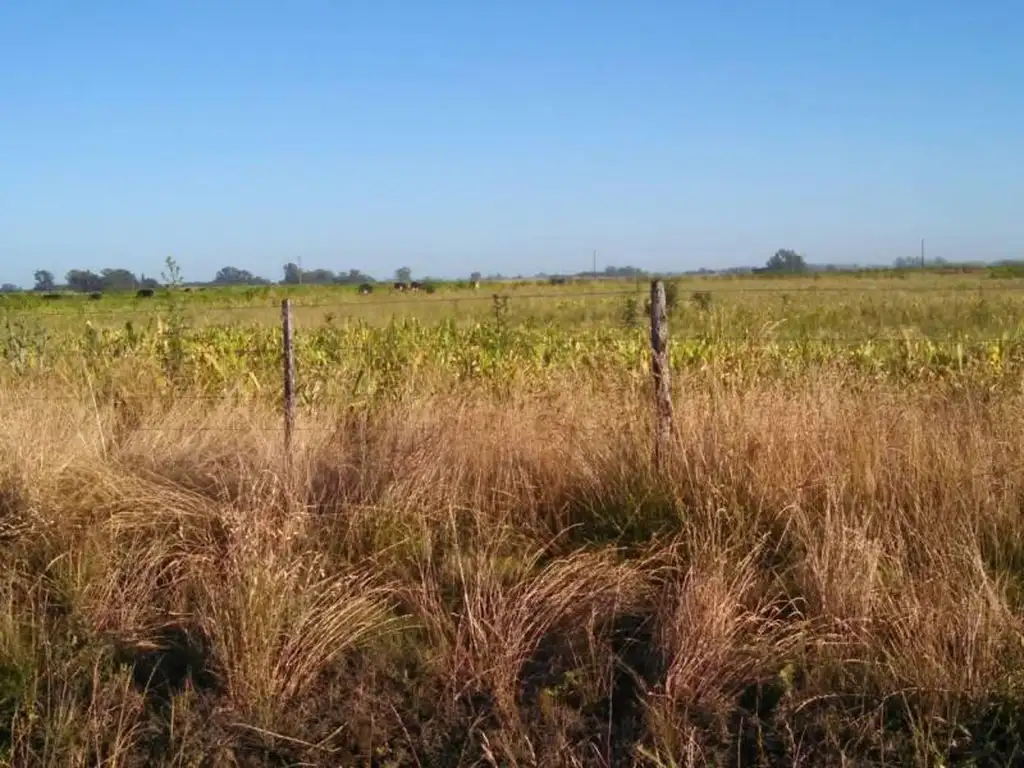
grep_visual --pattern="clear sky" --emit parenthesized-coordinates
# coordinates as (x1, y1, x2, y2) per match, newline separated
(2, 1, 1022, 286)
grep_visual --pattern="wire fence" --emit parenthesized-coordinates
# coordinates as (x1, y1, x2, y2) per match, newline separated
(5, 281, 1024, 470)
(2, 283, 1021, 355)
(4, 279, 1024, 319)
(1, 288, 641, 319)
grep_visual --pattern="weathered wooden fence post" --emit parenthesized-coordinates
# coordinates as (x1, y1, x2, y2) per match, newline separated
(281, 299, 295, 478)
(650, 280, 674, 470)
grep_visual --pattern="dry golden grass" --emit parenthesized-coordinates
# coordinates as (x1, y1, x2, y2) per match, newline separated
(3, 374, 1024, 766)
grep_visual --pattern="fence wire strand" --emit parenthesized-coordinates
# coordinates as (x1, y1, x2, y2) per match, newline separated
(4, 280, 1024, 319)
(2, 281, 1023, 435)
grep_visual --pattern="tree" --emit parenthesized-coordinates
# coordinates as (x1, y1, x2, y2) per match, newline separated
(304, 268, 336, 285)
(100, 268, 138, 291)
(161, 256, 184, 288)
(764, 249, 808, 274)
(281, 263, 337, 285)
(65, 269, 104, 292)
(395, 266, 412, 283)
(1, 283, 20, 292)
(334, 269, 374, 285)
(282, 262, 302, 284)
(215, 266, 259, 285)
(603, 265, 647, 278)
(33, 270, 55, 292)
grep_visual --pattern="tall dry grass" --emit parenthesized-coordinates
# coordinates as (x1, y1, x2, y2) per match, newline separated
(2, 375, 1024, 766)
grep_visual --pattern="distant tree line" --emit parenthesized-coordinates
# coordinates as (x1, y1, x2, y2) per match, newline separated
(28, 268, 161, 293)
(756, 249, 809, 274)
(7, 251, 1023, 294)
(17, 263, 380, 293)
(279, 263, 376, 286)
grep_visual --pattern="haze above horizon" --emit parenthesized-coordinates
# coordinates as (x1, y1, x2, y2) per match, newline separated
(2, 1, 1022, 287)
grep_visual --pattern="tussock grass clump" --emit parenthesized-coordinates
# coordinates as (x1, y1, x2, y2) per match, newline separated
(2, 376, 1024, 766)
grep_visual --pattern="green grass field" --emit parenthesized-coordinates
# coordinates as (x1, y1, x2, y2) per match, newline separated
(3, 269, 1024, 766)
(4, 270, 1024, 399)
(7, 269, 1024, 337)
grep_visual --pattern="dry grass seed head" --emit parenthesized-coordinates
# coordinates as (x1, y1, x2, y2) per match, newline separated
(655, 543, 795, 713)
(201, 541, 401, 723)
(421, 546, 648, 726)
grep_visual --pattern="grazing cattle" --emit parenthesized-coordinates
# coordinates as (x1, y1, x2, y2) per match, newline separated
(136, 288, 155, 298)
(473, 280, 480, 290)
(393, 281, 408, 292)
(89, 292, 102, 300)
(359, 283, 373, 295)
(42, 293, 62, 300)
(410, 281, 422, 292)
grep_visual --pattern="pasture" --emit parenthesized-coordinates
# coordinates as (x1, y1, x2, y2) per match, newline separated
(3, 269, 1024, 766)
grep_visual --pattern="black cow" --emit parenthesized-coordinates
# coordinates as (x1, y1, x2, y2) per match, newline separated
(136, 288, 155, 298)
(410, 281, 422, 292)
(89, 292, 102, 300)
(393, 281, 408, 292)
(359, 283, 373, 295)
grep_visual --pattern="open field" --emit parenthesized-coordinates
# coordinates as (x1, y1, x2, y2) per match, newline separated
(8, 269, 1024, 337)
(3, 271, 1024, 766)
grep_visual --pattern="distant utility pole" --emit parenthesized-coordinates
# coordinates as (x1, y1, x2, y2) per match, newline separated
(920, 238, 925, 268)
(592, 250, 597, 280)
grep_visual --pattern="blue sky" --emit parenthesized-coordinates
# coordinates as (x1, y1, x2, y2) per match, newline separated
(2, 1, 1022, 285)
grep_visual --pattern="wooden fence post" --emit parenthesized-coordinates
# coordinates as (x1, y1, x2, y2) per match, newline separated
(281, 299, 295, 474)
(650, 280, 674, 470)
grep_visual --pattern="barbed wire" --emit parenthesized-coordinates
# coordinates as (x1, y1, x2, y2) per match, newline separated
(0, 332, 1018, 432)
(0, 334, 1019, 391)
(1, 281, 1023, 319)
(0, 333, 1020, 349)
(0, 288, 640, 319)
